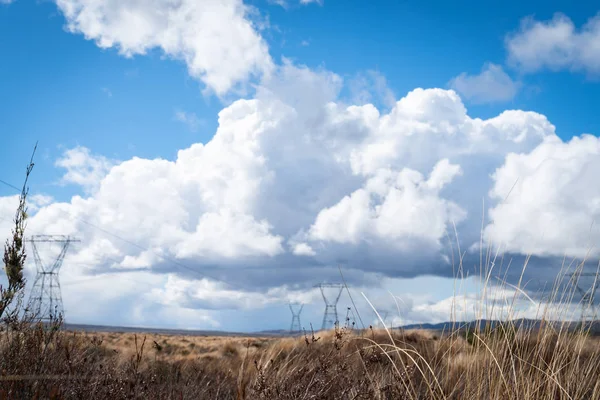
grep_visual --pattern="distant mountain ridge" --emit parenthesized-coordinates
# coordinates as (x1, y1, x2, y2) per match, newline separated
(398, 318, 600, 334)
(63, 323, 281, 337)
(63, 318, 600, 337)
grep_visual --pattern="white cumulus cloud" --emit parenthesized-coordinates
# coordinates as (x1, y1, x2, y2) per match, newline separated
(506, 12, 600, 75)
(14, 67, 556, 285)
(485, 134, 600, 258)
(54, 0, 273, 95)
(151, 274, 321, 311)
(307, 160, 465, 250)
(5, 61, 599, 324)
(55, 146, 115, 194)
(292, 243, 316, 256)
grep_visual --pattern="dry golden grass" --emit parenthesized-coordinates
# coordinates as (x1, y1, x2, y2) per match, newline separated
(3, 322, 597, 399)
(75, 331, 275, 364)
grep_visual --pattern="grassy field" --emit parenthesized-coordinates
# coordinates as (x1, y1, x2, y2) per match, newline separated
(77, 330, 277, 363)
(1, 320, 600, 399)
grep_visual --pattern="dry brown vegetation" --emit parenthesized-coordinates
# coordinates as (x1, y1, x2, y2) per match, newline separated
(1, 320, 600, 399)
(78, 331, 275, 363)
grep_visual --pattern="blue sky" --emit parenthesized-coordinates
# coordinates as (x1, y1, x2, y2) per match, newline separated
(1, 0, 599, 331)
(1, 0, 220, 199)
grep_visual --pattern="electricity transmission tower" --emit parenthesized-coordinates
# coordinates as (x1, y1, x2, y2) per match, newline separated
(345, 306, 356, 328)
(289, 302, 304, 333)
(315, 283, 343, 330)
(379, 310, 389, 328)
(26, 235, 79, 323)
(570, 271, 600, 324)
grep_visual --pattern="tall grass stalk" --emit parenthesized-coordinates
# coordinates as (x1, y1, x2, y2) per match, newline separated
(1, 143, 36, 321)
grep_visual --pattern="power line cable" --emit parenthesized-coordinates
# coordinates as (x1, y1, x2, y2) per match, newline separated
(61, 275, 158, 288)
(2, 212, 175, 294)
(0, 179, 21, 192)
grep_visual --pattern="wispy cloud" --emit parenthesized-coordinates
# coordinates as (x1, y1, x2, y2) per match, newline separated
(124, 68, 139, 78)
(174, 110, 203, 132)
(268, 0, 288, 7)
(348, 70, 396, 109)
(269, 0, 321, 7)
(101, 87, 113, 98)
(449, 63, 521, 104)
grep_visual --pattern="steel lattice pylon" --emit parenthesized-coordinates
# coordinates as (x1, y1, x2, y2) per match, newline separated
(345, 307, 356, 328)
(570, 271, 600, 324)
(381, 311, 389, 328)
(315, 283, 343, 330)
(374, 310, 389, 328)
(26, 235, 79, 323)
(289, 302, 304, 333)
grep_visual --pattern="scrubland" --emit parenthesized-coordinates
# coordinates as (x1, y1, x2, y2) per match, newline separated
(1, 319, 600, 399)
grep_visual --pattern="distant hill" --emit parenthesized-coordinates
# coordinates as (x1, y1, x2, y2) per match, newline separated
(397, 319, 600, 335)
(63, 323, 286, 337)
(62, 319, 600, 337)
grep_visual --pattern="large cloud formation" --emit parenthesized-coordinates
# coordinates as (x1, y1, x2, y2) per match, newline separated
(9, 59, 599, 314)
(2, 2, 600, 329)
